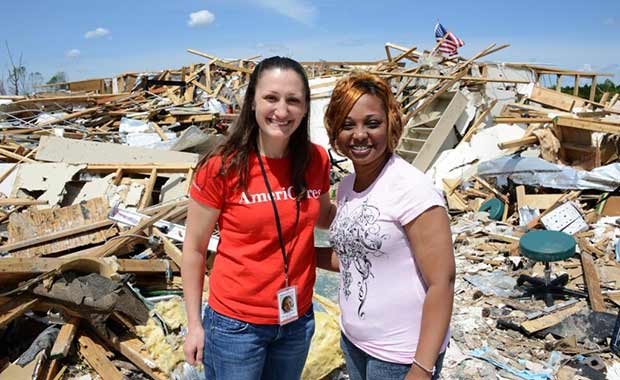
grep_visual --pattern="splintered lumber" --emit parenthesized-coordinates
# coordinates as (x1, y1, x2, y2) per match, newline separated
(520, 301, 585, 334)
(556, 117, 620, 135)
(0, 147, 37, 163)
(0, 257, 177, 276)
(529, 86, 578, 112)
(0, 198, 48, 206)
(78, 333, 125, 380)
(35, 107, 99, 127)
(96, 329, 167, 380)
(580, 253, 606, 312)
(91, 204, 176, 258)
(462, 100, 498, 143)
(498, 135, 539, 150)
(0, 295, 38, 328)
(138, 168, 158, 210)
(1, 219, 114, 253)
(152, 228, 182, 266)
(6, 197, 116, 257)
(187, 48, 253, 74)
(50, 317, 80, 359)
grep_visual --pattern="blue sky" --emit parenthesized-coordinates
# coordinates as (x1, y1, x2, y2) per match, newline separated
(1, 0, 618, 85)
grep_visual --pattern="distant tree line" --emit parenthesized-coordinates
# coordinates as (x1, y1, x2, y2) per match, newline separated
(560, 79, 620, 103)
(1, 41, 68, 96)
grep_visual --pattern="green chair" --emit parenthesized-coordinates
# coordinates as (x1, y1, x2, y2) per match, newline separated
(517, 230, 578, 306)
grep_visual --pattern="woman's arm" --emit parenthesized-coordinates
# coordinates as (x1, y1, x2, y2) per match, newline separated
(316, 192, 336, 229)
(315, 192, 339, 271)
(404, 206, 455, 380)
(316, 247, 339, 272)
(182, 198, 220, 365)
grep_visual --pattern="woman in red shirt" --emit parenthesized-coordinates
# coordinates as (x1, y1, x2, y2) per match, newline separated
(182, 56, 334, 380)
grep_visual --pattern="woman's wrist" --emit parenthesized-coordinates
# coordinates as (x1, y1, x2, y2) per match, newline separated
(411, 357, 435, 375)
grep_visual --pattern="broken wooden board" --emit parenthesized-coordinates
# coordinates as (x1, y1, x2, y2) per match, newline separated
(580, 253, 606, 312)
(78, 332, 125, 380)
(50, 317, 80, 359)
(528, 85, 579, 112)
(0, 295, 39, 328)
(36, 135, 199, 165)
(520, 301, 585, 334)
(7, 197, 117, 257)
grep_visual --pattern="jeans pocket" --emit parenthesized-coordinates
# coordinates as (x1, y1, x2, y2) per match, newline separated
(212, 310, 250, 333)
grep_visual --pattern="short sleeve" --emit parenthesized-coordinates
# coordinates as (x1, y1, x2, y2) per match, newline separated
(396, 170, 446, 226)
(189, 156, 226, 210)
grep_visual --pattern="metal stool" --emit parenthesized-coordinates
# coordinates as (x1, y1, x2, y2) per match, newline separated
(517, 230, 577, 306)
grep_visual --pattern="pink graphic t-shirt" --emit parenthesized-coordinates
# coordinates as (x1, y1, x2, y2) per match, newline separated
(329, 154, 450, 364)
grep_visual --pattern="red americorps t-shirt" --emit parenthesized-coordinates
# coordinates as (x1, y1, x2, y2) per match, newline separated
(190, 144, 330, 324)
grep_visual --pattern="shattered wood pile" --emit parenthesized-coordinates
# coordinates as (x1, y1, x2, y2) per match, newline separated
(1, 41, 620, 380)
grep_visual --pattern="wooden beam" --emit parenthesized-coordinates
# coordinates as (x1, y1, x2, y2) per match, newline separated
(0, 257, 177, 276)
(498, 135, 538, 150)
(573, 75, 579, 96)
(462, 100, 497, 143)
(521, 302, 584, 334)
(0, 295, 38, 328)
(556, 117, 620, 134)
(95, 329, 167, 380)
(50, 317, 80, 359)
(0, 198, 48, 206)
(138, 168, 157, 210)
(153, 228, 182, 266)
(590, 76, 597, 101)
(0, 147, 37, 163)
(36, 107, 99, 127)
(1, 219, 114, 253)
(580, 252, 606, 312)
(78, 332, 125, 380)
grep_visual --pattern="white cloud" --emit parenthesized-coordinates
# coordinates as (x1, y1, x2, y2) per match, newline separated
(66, 49, 81, 59)
(253, 0, 317, 25)
(85, 27, 110, 39)
(582, 63, 593, 72)
(188, 10, 215, 27)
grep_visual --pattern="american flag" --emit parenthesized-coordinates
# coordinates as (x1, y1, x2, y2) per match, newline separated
(434, 22, 464, 56)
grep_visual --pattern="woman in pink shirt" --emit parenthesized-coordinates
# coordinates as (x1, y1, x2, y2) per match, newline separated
(318, 73, 455, 380)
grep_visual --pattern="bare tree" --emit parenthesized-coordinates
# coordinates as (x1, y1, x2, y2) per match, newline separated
(5, 41, 26, 95)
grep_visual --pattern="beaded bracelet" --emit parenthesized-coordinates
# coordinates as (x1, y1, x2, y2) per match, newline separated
(412, 357, 435, 375)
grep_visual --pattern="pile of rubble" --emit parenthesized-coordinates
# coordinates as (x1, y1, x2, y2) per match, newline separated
(0, 40, 619, 380)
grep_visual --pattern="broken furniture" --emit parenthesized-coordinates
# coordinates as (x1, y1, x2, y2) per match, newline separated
(516, 230, 577, 306)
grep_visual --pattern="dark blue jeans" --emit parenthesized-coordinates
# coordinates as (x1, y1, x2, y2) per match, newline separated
(202, 305, 315, 380)
(341, 333, 445, 380)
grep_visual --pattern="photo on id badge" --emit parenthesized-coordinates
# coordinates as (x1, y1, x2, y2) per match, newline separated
(277, 286, 298, 325)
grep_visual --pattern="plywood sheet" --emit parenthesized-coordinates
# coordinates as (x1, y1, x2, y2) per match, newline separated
(7, 197, 117, 257)
(36, 136, 199, 165)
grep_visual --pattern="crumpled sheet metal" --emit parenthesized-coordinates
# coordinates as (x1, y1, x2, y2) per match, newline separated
(477, 156, 620, 192)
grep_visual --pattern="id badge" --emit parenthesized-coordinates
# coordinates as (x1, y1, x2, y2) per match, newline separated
(277, 286, 298, 325)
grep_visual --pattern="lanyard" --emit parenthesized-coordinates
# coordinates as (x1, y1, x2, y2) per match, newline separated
(256, 152, 300, 288)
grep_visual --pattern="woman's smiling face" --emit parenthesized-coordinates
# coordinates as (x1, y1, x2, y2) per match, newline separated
(336, 93, 389, 167)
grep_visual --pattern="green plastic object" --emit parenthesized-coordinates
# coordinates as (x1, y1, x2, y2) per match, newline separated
(479, 198, 504, 220)
(519, 230, 576, 262)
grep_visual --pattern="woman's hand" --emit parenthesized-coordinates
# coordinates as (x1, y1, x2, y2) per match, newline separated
(183, 325, 205, 365)
(404, 365, 432, 380)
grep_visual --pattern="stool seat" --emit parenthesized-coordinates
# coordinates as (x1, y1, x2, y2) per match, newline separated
(519, 230, 576, 262)
(479, 198, 504, 221)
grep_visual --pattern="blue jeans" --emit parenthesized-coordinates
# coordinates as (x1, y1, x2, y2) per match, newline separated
(341, 333, 445, 380)
(203, 305, 315, 380)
